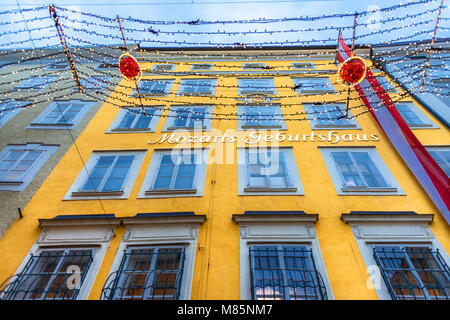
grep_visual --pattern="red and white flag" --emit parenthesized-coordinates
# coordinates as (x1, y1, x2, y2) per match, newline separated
(336, 32, 450, 223)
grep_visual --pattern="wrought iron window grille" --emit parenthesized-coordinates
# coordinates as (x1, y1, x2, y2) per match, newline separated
(249, 246, 328, 300)
(0, 249, 94, 300)
(373, 246, 450, 300)
(101, 246, 185, 300)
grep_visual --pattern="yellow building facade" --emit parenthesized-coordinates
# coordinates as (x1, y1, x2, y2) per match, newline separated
(0, 47, 448, 300)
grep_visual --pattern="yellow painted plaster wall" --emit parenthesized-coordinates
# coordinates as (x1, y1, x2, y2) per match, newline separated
(0, 57, 448, 300)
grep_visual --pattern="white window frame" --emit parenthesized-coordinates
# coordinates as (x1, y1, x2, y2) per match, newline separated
(0, 100, 28, 128)
(190, 63, 213, 71)
(64, 150, 146, 200)
(304, 103, 360, 130)
(291, 62, 316, 69)
(133, 79, 174, 97)
(95, 62, 117, 70)
(15, 76, 57, 91)
(395, 102, 438, 129)
(76, 76, 111, 92)
(105, 214, 205, 300)
(27, 100, 96, 130)
(177, 78, 217, 96)
(138, 148, 209, 198)
(237, 78, 276, 96)
(237, 147, 304, 195)
(163, 105, 213, 131)
(107, 107, 163, 133)
(152, 64, 175, 72)
(4, 216, 120, 300)
(45, 63, 69, 71)
(292, 77, 336, 94)
(237, 105, 286, 130)
(233, 213, 333, 300)
(243, 62, 265, 69)
(341, 213, 448, 300)
(425, 146, 450, 177)
(320, 147, 404, 195)
(376, 76, 399, 93)
(0, 143, 58, 192)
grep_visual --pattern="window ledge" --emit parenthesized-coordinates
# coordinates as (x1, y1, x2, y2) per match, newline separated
(298, 90, 336, 94)
(135, 92, 169, 97)
(111, 128, 151, 132)
(241, 125, 282, 129)
(0, 181, 23, 186)
(167, 126, 207, 131)
(341, 186, 397, 193)
(29, 123, 74, 127)
(178, 92, 213, 96)
(145, 188, 197, 195)
(240, 91, 275, 95)
(71, 190, 124, 197)
(407, 124, 434, 128)
(244, 187, 297, 193)
(314, 124, 357, 128)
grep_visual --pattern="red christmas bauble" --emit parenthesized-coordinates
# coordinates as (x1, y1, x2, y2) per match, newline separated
(338, 56, 366, 86)
(119, 55, 140, 79)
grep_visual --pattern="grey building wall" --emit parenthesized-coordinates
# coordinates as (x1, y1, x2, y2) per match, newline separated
(0, 49, 119, 238)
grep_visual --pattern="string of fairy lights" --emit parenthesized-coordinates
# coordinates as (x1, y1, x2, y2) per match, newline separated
(0, 0, 448, 125)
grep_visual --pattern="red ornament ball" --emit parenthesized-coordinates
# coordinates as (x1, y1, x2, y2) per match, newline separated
(119, 55, 140, 79)
(338, 56, 366, 86)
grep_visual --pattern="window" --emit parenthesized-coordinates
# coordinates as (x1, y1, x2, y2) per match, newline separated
(237, 78, 276, 95)
(250, 245, 328, 300)
(1, 248, 95, 300)
(0, 100, 28, 128)
(152, 64, 175, 72)
(108, 107, 162, 132)
(395, 103, 437, 128)
(320, 148, 403, 195)
(376, 76, 399, 93)
(190, 64, 212, 71)
(237, 148, 303, 195)
(373, 246, 450, 300)
(139, 148, 208, 198)
(243, 63, 265, 69)
(237, 105, 286, 130)
(292, 77, 336, 94)
(177, 79, 216, 95)
(291, 62, 315, 69)
(101, 213, 205, 300)
(28, 100, 95, 129)
(45, 63, 69, 71)
(341, 212, 449, 300)
(15, 76, 57, 91)
(96, 62, 117, 70)
(426, 147, 450, 177)
(233, 211, 332, 300)
(104, 246, 185, 300)
(164, 105, 213, 131)
(0, 143, 58, 192)
(304, 103, 359, 129)
(77, 76, 111, 92)
(65, 151, 145, 199)
(134, 79, 174, 96)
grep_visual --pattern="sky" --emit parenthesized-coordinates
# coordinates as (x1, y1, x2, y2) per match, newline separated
(0, 0, 448, 50)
